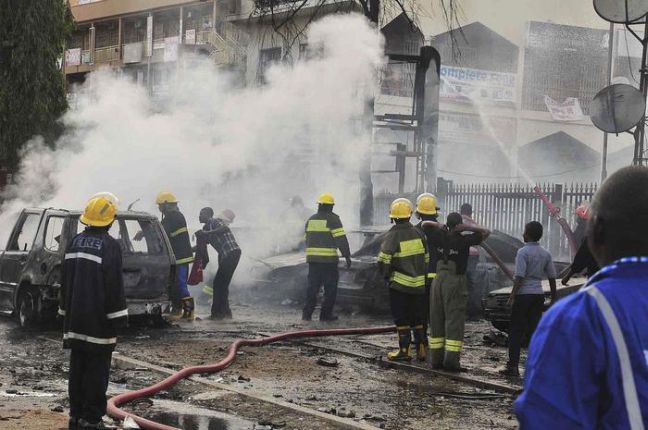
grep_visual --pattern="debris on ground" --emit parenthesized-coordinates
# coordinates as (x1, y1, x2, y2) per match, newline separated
(483, 331, 508, 347)
(316, 357, 339, 367)
(122, 416, 141, 429)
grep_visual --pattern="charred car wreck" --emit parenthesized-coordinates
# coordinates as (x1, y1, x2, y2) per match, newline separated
(0, 208, 175, 327)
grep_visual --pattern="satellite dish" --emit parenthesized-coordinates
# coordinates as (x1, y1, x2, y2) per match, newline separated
(593, 0, 648, 23)
(590, 83, 646, 133)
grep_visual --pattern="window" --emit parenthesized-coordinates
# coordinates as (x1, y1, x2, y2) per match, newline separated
(9, 213, 41, 252)
(257, 47, 282, 84)
(44, 217, 65, 252)
(75, 218, 163, 255)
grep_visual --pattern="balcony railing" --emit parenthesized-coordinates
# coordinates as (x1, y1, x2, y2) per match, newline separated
(94, 45, 120, 64)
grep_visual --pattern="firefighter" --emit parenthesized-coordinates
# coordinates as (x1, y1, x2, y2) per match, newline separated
(156, 191, 194, 320)
(414, 193, 440, 356)
(515, 166, 648, 428)
(196, 207, 241, 320)
(302, 192, 351, 322)
(423, 213, 490, 371)
(60, 195, 127, 430)
(379, 198, 429, 361)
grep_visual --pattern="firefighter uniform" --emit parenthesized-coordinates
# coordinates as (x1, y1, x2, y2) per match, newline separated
(157, 192, 194, 318)
(415, 193, 441, 341)
(303, 193, 351, 321)
(378, 199, 429, 361)
(428, 227, 484, 370)
(59, 196, 127, 429)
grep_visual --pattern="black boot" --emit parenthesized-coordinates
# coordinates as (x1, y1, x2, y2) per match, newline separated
(69, 417, 78, 430)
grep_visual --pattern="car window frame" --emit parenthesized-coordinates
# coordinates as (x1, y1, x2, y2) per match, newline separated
(7, 211, 43, 252)
(43, 215, 67, 253)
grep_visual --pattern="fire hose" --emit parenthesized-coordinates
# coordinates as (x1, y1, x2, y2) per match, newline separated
(533, 186, 578, 257)
(107, 326, 395, 430)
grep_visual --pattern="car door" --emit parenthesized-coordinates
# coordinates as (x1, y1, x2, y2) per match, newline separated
(0, 211, 44, 311)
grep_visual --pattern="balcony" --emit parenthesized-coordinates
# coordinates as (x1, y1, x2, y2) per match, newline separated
(94, 45, 121, 65)
(64, 48, 95, 74)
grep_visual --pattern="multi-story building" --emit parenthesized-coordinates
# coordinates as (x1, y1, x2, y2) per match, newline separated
(65, 0, 637, 185)
(65, 0, 247, 96)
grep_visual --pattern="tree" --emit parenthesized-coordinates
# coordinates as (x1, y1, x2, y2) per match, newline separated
(252, 0, 463, 61)
(0, 0, 73, 170)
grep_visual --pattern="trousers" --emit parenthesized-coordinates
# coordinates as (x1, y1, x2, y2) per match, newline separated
(429, 260, 468, 370)
(507, 294, 544, 368)
(303, 263, 339, 320)
(173, 263, 190, 311)
(68, 348, 112, 423)
(389, 288, 426, 327)
(211, 250, 241, 318)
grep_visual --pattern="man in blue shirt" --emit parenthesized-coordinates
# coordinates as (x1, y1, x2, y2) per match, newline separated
(515, 166, 648, 429)
(502, 221, 556, 377)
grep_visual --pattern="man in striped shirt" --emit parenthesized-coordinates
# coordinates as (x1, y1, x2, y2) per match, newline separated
(60, 196, 127, 430)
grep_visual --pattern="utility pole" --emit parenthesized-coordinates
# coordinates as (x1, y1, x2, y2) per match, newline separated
(632, 20, 648, 166)
(602, 22, 614, 181)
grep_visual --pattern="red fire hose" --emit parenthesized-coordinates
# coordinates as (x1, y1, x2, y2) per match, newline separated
(107, 326, 395, 430)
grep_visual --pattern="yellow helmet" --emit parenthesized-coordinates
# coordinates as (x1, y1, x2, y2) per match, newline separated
(80, 196, 117, 227)
(92, 191, 120, 208)
(156, 191, 177, 205)
(317, 192, 335, 205)
(416, 193, 438, 215)
(389, 198, 413, 219)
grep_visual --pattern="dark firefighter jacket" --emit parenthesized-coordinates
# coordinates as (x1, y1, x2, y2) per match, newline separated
(305, 211, 351, 264)
(378, 222, 429, 295)
(416, 221, 440, 282)
(59, 228, 128, 352)
(162, 209, 194, 265)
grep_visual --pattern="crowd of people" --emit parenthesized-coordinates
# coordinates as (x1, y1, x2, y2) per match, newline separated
(58, 165, 647, 429)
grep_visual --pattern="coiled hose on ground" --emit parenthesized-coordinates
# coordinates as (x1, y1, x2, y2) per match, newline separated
(107, 325, 395, 430)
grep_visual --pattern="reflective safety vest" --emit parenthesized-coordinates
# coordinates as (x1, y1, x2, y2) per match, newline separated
(161, 209, 194, 265)
(378, 222, 429, 294)
(305, 211, 350, 264)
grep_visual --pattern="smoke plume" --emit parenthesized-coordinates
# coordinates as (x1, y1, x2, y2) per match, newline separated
(0, 13, 385, 278)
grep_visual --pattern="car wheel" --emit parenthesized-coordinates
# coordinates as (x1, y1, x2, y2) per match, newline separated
(18, 290, 35, 328)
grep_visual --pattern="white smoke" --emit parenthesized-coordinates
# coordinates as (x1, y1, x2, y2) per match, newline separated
(0, 13, 385, 276)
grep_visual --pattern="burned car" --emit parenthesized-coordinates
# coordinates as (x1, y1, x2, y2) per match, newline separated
(481, 275, 584, 332)
(253, 229, 525, 314)
(0, 208, 175, 327)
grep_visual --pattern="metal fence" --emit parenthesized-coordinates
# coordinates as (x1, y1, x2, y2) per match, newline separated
(374, 182, 597, 260)
(437, 182, 598, 259)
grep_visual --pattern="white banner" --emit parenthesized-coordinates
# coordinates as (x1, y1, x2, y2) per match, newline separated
(164, 36, 179, 62)
(123, 42, 143, 64)
(543, 96, 584, 121)
(65, 48, 81, 66)
(185, 29, 196, 45)
(146, 15, 153, 57)
(440, 65, 516, 104)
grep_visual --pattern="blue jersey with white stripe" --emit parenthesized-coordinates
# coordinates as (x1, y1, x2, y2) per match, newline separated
(515, 258, 648, 429)
(60, 228, 127, 352)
